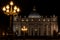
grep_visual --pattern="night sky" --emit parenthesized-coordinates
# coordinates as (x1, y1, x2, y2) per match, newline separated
(0, 0, 60, 30)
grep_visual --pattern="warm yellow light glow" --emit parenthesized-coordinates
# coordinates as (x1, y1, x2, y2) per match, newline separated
(6, 10, 9, 12)
(21, 26, 28, 32)
(6, 5, 9, 9)
(14, 6, 17, 10)
(10, 1, 13, 5)
(23, 26, 26, 29)
(2, 1, 20, 16)
(13, 10, 16, 13)
(2, 7, 6, 11)
(17, 8, 20, 12)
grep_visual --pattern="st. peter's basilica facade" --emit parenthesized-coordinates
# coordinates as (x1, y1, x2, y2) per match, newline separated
(13, 6, 58, 36)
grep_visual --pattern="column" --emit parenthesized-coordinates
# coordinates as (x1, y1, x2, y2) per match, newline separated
(29, 27, 32, 36)
(46, 25, 48, 36)
(28, 27, 30, 36)
(40, 26, 42, 36)
(33, 28, 35, 36)
(37, 28, 39, 36)
(28, 29, 29, 36)
(39, 28, 40, 36)
(19, 26, 21, 36)
(51, 24, 53, 36)
(56, 24, 58, 33)
(40, 26, 44, 36)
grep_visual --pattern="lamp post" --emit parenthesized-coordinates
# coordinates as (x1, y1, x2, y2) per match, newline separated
(2, 1, 20, 34)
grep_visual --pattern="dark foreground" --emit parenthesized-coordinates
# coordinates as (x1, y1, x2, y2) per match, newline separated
(0, 38, 60, 40)
(0, 36, 60, 40)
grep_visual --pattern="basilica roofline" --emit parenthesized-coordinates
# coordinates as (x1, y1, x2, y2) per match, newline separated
(17, 15, 57, 18)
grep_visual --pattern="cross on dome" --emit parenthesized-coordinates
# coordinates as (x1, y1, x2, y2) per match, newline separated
(33, 6, 36, 11)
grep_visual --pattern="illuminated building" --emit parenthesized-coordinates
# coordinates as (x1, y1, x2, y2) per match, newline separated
(13, 6, 58, 36)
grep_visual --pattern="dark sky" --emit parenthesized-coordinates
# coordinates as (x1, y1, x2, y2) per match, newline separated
(0, 0, 60, 30)
(0, 0, 59, 15)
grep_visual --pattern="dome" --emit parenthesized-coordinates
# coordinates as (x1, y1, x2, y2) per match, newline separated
(28, 6, 40, 18)
(28, 12, 41, 18)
